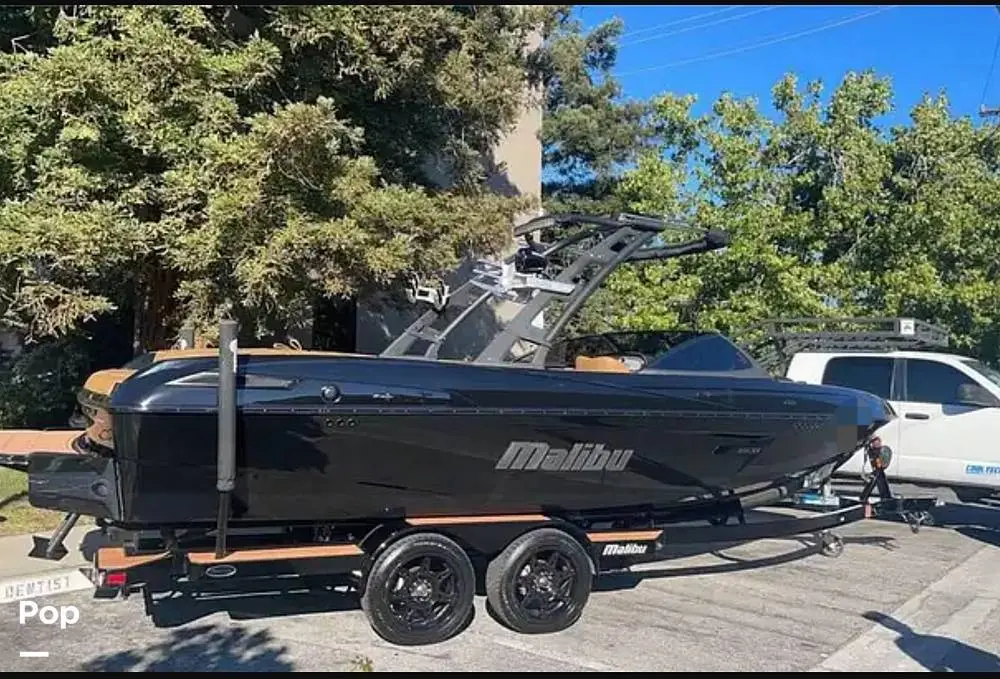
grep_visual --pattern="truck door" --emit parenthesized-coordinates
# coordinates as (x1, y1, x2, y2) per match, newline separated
(897, 357, 1000, 489)
(818, 355, 902, 479)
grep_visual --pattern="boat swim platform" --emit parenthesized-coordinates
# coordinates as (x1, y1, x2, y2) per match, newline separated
(0, 430, 82, 469)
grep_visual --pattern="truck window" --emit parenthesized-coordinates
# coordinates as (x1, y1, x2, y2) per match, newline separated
(821, 357, 893, 399)
(961, 358, 1000, 389)
(904, 359, 980, 405)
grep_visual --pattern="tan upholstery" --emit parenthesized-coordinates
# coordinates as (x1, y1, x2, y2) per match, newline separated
(574, 355, 631, 373)
(0, 429, 81, 456)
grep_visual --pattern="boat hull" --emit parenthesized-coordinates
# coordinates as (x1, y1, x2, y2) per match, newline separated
(28, 354, 892, 527)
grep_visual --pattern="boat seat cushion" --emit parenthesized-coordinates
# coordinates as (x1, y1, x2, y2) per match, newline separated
(574, 355, 631, 373)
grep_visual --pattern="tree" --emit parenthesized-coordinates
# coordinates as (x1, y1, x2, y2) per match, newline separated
(534, 10, 656, 215)
(0, 5, 557, 352)
(594, 71, 1000, 362)
(0, 4, 572, 427)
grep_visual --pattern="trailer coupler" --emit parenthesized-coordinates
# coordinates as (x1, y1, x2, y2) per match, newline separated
(792, 436, 943, 533)
(864, 496, 941, 533)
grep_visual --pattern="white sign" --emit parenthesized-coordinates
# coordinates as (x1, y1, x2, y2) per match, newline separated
(0, 570, 92, 605)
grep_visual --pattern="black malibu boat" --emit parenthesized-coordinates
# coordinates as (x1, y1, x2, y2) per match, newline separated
(0, 212, 930, 647)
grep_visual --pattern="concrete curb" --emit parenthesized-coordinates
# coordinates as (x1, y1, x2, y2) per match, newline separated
(0, 569, 94, 605)
(810, 542, 1000, 671)
(0, 526, 97, 577)
(0, 526, 100, 603)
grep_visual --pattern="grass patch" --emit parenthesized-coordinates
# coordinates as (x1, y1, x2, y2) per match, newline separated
(0, 466, 92, 537)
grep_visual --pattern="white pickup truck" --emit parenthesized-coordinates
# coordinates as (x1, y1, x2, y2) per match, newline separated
(781, 337, 1000, 502)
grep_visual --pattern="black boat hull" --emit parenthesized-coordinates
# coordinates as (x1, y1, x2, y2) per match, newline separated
(28, 354, 892, 527)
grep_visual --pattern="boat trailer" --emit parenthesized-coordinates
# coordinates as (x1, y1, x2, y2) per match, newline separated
(19, 439, 937, 646)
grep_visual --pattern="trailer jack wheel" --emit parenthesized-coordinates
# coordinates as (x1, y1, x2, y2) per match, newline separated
(360, 532, 475, 646)
(819, 531, 844, 558)
(485, 527, 592, 636)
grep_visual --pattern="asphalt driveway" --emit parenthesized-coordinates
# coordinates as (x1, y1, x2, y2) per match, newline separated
(3, 498, 1000, 672)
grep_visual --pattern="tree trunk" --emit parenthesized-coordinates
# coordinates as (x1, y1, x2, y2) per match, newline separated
(133, 262, 180, 354)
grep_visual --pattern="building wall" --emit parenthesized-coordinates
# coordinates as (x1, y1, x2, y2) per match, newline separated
(353, 27, 544, 357)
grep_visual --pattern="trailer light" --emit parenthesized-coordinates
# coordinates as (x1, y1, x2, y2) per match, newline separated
(105, 571, 127, 588)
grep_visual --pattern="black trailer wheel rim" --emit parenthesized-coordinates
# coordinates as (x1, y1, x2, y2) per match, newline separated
(387, 555, 460, 631)
(512, 549, 579, 621)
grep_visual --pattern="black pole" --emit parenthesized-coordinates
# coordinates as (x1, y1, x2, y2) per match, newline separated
(214, 319, 238, 559)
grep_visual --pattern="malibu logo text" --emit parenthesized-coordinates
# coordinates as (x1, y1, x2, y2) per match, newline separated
(495, 441, 633, 472)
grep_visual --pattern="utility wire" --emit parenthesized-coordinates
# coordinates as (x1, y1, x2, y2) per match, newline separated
(621, 6, 744, 40)
(979, 26, 1000, 110)
(618, 6, 901, 77)
(621, 6, 783, 48)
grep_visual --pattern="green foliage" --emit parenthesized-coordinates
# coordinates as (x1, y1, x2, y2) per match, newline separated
(0, 335, 94, 428)
(0, 5, 548, 345)
(348, 655, 374, 672)
(601, 71, 1000, 362)
(536, 12, 655, 215)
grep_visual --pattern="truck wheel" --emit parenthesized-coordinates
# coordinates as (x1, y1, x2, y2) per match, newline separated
(485, 527, 592, 635)
(361, 532, 475, 646)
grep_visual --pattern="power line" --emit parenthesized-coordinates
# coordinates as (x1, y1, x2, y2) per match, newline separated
(621, 6, 783, 48)
(617, 6, 901, 77)
(979, 7, 1000, 118)
(979, 28, 1000, 111)
(620, 6, 745, 40)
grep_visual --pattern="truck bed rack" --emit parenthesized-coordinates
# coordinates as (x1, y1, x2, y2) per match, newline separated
(746, 316, 952, 374)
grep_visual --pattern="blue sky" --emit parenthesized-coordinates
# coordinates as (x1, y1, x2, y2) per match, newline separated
(577, 4, 1000, 128)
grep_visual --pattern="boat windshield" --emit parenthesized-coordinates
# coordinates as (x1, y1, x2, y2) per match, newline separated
(541, 330, 763, 374)
(961, 358, 1000, 388)
(646, 333, 758, 372)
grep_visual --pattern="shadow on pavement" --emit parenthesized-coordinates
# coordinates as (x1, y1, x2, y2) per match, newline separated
(142, 579, 361, 629)
(595, 533, 897, 592)
(926, 501, 1000, 549)
(79, 623, 294, 671)
(833, 480, 1000, 549)
(862, 611, 1000, 672)
(78, 528, 115, 560)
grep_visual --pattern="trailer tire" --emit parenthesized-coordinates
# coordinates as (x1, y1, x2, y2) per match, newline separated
(361, 532, 475, 646)
(485, 527, 592, 636)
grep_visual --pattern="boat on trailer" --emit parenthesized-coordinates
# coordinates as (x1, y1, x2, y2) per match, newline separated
(0, 212, 936, 646)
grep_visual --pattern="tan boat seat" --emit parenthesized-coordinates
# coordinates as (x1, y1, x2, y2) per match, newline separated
(574, 355, 631, 374)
